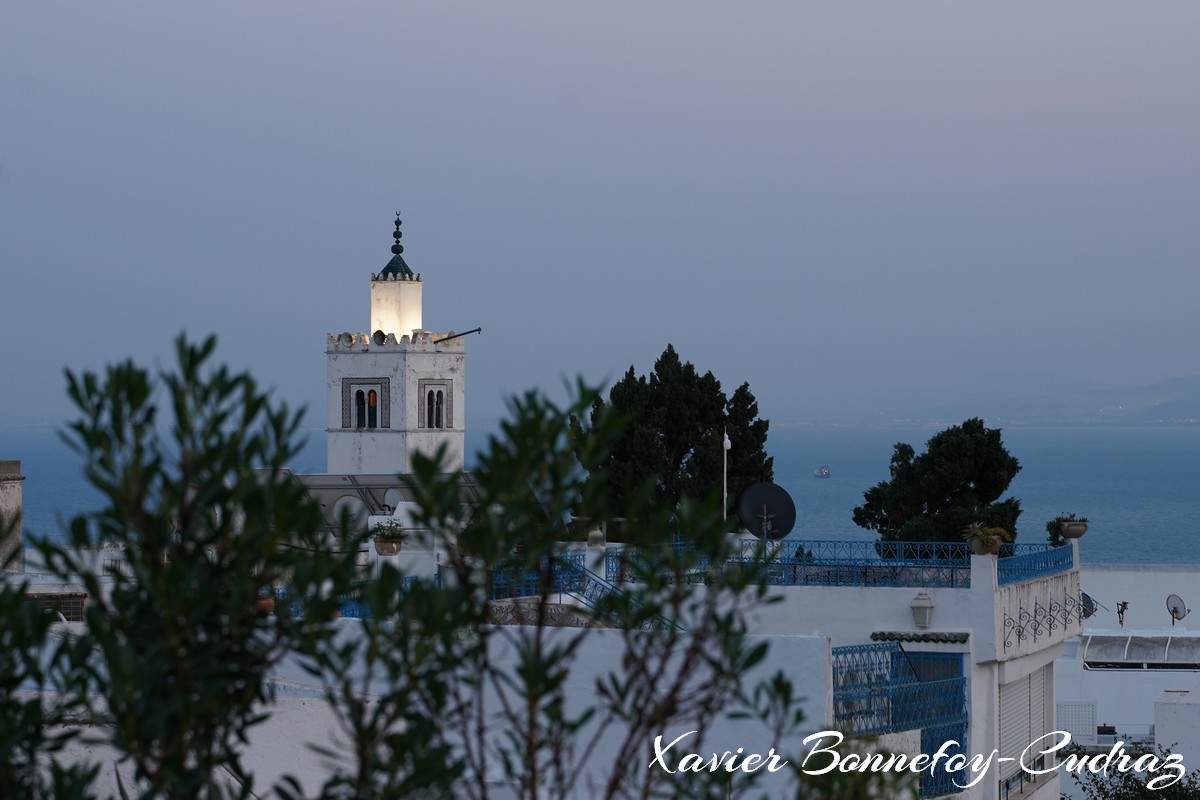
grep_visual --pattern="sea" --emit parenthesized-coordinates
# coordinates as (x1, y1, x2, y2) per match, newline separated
(2, 423, 1198, 565)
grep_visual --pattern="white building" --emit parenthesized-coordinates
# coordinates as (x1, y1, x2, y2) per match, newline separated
(325, 213, 467, 474)
(391, 533, 1082, 800)
(0, 460, 24, 571)
(714, 539, 1080, 800)
(1055, 563, 1200, 777)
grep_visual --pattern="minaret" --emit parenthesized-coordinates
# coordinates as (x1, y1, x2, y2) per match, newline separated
(325, 214, 466, 475)
(370, 214, 423, 338)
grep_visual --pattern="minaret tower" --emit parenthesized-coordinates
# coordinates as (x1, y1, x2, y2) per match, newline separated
(325, 213, 466, 474)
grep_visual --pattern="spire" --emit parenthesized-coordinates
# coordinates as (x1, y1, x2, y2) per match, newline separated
(379, 211, 415, 279)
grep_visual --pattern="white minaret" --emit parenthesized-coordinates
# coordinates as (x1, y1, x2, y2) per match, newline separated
(325, 214, 466, 474)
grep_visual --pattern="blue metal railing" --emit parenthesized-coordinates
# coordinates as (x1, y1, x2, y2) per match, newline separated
(490, 551, 678, 631)
(997, 544, 1074, 586)
(740, 539, 972, 589)
(744, 539, 973, 563)
(603, 545, 713, 585)
(832, 643, 967, 797)
(606, 539, 1074, 590)
(273, 576, 423, 620)
(490, 550, 589, 600)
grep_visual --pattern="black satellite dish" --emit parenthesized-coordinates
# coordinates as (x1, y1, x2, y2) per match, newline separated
(1080, 591, 1097, 620)
(738, 482, 796, 540)
(1167, 594, 1190, 626)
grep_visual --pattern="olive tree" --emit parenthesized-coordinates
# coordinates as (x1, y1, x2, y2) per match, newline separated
(2, 336, 904, 800)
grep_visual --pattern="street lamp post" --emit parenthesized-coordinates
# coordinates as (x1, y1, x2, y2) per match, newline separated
(722, 428, 732, 523)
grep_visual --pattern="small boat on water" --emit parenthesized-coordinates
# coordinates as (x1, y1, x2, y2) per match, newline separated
(813, 465, 831, 479)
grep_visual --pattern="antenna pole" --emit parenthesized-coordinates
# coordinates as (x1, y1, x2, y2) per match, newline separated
(722, 428, 731, 525)
(433, 327, 482, 344)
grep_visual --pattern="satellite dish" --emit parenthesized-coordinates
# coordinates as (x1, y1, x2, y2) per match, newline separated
(737, 482, 796, 540)
(384, 488, 404, 510)
(338, 331, 354, 347)
(1080, 592, 1097, 620)
(373, 329, 387, 345)
(332, 495, 369, 530)
(1167, 594, 1190, 626)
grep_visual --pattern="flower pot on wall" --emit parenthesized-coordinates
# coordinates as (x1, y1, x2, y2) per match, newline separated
(255, 590, 275, 615)
(374, 538, 404, 556)
(966, 535, 1001, 556)
(1060, 521, 1088, 539)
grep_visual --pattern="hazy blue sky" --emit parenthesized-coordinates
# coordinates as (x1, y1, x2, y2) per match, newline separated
(3, 3, 1198, 432)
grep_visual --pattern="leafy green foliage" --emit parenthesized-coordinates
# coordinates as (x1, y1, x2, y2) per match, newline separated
(585, 344, 772, 523)
(38, 335, 364, 799)
(1069, 744, 1200, 799)
(399, 385, 799, 798)
(1, 336, 901, 799)
(853, 418, 1022, 544)
(0, 577, 98, 800)
(1046, 512, 1087, 548)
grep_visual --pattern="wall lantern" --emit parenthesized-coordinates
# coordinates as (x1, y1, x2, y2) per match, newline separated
(910, 592, 934, 629)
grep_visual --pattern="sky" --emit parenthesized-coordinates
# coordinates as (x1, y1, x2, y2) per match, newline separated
(3, 3, 1199, 434)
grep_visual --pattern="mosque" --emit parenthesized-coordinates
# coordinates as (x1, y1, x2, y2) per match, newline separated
(323, 212, 467, 476)
(293, 213, 480, 539)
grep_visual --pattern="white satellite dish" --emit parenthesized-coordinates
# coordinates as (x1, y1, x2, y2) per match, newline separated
(1167, 594, 1190, 626)
(332, 495, 369, 531)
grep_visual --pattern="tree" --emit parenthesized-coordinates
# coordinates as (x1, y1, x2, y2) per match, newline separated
(0, 335, 901, 799)
(586, 344, 773, 519)
(1068, 744, 1200, 799)
(852, 418, 1022, 544)
(39, 335, 361, 799)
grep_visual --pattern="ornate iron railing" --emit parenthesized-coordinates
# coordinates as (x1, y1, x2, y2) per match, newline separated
(607, 538, 1072, 590)
(832, 643, 968, 797)
(996, 544, 1074, 586)
(739, 539, 971, 589)
(491, 551, 677, 631)
(490, 550, 589, 600)
(1003, 591, 1089, 651)
(603, 545, 713, 585)
(273, 576, 422, 620)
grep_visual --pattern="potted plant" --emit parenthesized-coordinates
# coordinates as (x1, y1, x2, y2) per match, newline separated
(1046, 513, 1088, 546)
(372, 518, 408, 555)
(962, 522, 1012, 555)
(255, 586, 276, 615)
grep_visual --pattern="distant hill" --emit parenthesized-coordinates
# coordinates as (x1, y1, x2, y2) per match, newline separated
(902, 375, 1200, 426)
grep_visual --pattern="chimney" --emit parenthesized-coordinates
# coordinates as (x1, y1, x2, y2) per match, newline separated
(0, 460, 25, 572)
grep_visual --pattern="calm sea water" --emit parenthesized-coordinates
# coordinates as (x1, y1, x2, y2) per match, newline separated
(3, 423, 1198, 564)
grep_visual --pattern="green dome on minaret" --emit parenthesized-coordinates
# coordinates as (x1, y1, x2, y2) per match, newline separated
(379, 212, 415, 279)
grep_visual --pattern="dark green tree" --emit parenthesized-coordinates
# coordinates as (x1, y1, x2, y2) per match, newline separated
(40, 335, 363, 800)
(587, 344, 772, 518)
(0, 576, 98, 799)
(1069, 744, 1200, 799)
(852, 418, 1022, 544)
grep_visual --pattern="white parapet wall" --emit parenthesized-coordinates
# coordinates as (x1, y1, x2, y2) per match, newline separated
(50, 625, 837, 799)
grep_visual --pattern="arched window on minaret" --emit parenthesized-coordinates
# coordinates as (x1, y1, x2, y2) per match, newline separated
(417, 379, 452, 430)
(355, 390, 367, 428)
(367, 390, 378, 428)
